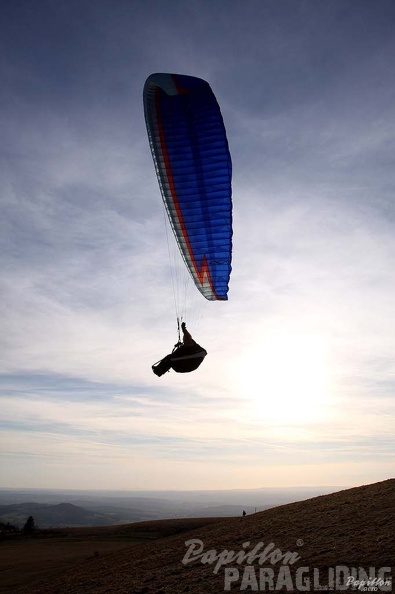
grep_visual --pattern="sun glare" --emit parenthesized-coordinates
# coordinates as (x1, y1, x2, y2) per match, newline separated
(237, 332, 331, 424)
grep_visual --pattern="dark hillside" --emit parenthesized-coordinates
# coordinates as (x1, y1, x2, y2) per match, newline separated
(13, 479, 395, 593)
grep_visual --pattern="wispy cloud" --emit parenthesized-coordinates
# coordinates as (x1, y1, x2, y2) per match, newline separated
(1, 0, 395, 489)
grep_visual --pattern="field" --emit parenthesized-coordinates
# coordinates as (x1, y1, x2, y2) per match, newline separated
(0, 518, 228, 593)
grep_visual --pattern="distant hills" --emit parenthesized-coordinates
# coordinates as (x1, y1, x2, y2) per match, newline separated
(0, 502, 112, 529)
(0, 485, 343, 528)
(0, 500, 262, 528)
(1, 500, 258, 529)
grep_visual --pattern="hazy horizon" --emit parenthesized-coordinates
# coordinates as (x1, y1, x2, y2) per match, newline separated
(0, 483, 352, 526)
(0, 484, 348, 493)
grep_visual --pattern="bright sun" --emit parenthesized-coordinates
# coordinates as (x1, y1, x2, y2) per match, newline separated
(236, 332, 331, 424)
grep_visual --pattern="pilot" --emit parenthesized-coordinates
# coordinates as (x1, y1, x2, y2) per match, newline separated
(152, 322, 207, 377)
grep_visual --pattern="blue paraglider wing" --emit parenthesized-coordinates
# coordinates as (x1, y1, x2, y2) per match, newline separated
(143, 73, 232, 301)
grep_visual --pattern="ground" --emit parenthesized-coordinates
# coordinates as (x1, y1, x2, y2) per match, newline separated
(1, 480, 394, 593)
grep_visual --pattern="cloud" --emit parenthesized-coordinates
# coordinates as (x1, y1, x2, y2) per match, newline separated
(1, 0, 395, 488)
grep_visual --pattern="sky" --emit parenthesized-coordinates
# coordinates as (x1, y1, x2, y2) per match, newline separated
(1, 0, 395, 491)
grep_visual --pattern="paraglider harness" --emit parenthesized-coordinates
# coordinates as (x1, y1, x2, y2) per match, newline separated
(152, 321, 207, 377)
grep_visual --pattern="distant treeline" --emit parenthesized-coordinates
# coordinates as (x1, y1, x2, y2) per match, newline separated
(0, 516, 36, 536)
(0, 520, 18, 532)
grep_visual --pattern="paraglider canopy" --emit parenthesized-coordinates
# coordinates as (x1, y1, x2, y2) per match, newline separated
(143, 73, 232, 302)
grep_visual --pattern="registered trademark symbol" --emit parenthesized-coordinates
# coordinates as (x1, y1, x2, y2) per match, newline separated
(296, 539, 304, 547)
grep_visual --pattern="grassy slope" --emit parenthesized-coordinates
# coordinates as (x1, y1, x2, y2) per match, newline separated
(4, 479, 395, 594)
